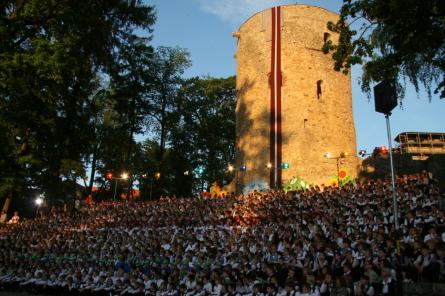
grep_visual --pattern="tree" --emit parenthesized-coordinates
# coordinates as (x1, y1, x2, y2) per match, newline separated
(86, 46, 191, 200)
(105, 42, 155, 197)
(146, 47, 191, 158)
(174, 76, 236, 193)
(88, 75, 236, 199)
(133, 140, 179, 199)
(323, 0, 445, 99)
(0, 0, 155, 204)
(144, 46, 191, 189)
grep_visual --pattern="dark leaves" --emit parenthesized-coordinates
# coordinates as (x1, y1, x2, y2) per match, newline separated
(323, 0, 445, 100)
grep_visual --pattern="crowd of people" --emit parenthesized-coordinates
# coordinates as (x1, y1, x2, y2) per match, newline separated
(0, 171, 444, 296)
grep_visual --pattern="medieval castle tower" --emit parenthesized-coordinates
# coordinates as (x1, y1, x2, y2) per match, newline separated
(233, 4, 359, 191)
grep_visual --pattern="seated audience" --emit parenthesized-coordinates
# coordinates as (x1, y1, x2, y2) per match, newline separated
(0, 171, 443, 295)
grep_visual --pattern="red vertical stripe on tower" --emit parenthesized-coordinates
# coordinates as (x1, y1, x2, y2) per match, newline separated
(270, 7, 282, 188)
(276, 6, 282, 187)
(270, 7, 276, 188)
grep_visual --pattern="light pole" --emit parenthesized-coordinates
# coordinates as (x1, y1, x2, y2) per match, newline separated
(142, 174, 153, 200)
(35, 195, 44, 217)
(385, 112, 399, 240)
(113, 179, 118, 201)
(238, 165, 247, 194)
(149, 172, 160, 200)
(324, 152, 348, 185)
(150, 177, 153, 200)
(113, 172, 129, 201)
(373, 79, 400, 295)
(227, 164, 235, 193)
(265, 162, 274, 188)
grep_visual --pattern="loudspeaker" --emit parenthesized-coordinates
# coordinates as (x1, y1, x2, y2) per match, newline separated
(374, 79, 397, 114)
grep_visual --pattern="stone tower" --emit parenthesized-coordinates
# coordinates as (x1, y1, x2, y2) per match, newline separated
(233, 4, 359, 192)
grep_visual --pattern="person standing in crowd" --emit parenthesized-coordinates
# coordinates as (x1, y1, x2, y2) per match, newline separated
(0, 210, 7, 224)
(7, 211, 19, 224)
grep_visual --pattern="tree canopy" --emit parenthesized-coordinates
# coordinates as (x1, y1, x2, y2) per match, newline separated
(323, 0, 445, 99)
(173, 76, 236, 193)
(0, 0, 155, 200)
(0, 1, 237, 207)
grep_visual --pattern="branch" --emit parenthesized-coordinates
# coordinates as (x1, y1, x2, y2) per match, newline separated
(2, 10, 67, 48)
(348, 15, 366, 26)
(357, 21, 378, 40)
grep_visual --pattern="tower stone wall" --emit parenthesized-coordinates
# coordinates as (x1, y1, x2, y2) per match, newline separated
(234, 4, 360, 191)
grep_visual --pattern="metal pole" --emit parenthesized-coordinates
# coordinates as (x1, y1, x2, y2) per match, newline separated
(235, 170, 238, 194)
(113, 179, 118, 201)
(386, 113, 400, 255)
(274, 166, 278, 189)
(336, 158, 340, 186)
(149, 178, 153, 200)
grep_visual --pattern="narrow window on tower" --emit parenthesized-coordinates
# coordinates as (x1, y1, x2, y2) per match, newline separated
(317, 80, 323, 99)
(323, 32, 331, 43)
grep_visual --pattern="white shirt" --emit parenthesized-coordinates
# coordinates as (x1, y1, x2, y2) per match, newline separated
(382, 278, 392, 294)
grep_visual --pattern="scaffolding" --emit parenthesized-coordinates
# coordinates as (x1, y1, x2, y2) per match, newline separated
(394, 132, 445, 156)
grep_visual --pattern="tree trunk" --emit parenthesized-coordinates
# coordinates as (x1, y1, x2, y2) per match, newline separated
(87, 143, 99, 196)
(157, 98, 167, 195)
(123, 129, 135, 200)
(1, 192, 12, 215)
(158, 93, 168, 162)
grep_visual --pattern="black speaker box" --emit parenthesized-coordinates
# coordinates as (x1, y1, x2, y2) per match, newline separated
(374, 79, 397, 114)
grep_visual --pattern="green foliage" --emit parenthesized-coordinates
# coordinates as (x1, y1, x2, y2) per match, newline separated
(145, 46, 191, 156)
(0, 0, 155, 200)
(283, 176, 310, 193)
(129, 138, 193, 199)
(329, 174, 356, 187)
(324, 0, 445, 99)
(0, 1, 236, 202)
(173, 76, 236, 193)
(89, 74, 235, 199)
(340, 175, 356, 186)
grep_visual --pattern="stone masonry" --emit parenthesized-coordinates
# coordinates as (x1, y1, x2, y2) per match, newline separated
(233, 4, 360, 192)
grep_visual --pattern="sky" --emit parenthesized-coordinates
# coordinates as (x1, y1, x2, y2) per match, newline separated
(147, 0, 444, 156)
